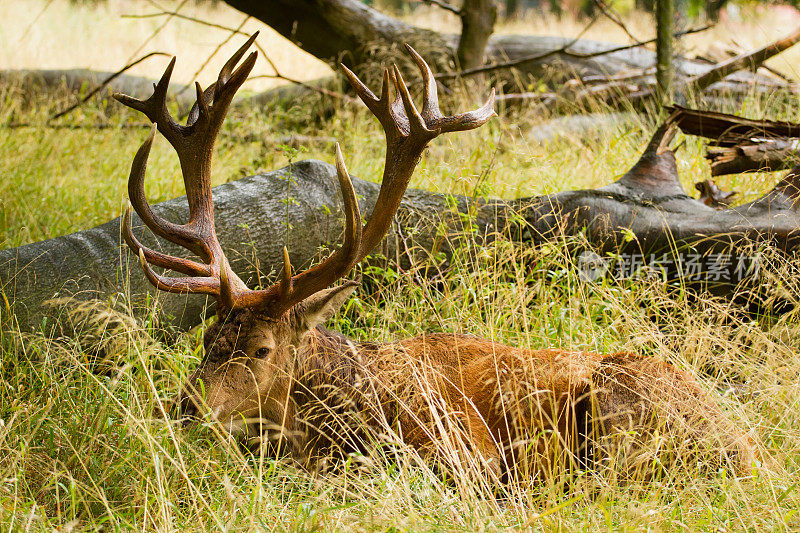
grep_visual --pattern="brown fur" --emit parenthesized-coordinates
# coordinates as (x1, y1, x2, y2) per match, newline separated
(175, 301, 753, 481)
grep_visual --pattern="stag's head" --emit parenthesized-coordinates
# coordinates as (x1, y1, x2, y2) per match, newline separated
(114, 34, 495, 439)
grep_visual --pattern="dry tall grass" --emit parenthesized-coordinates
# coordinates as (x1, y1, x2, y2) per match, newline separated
(1, 237, 797, 530)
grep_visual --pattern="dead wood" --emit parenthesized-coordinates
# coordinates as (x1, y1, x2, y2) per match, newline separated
(446, 24, 711, 82)
(0, 68, 198, 115)
(671, 105, 800, 176)
(221, 0, 793, 108)
(465, 24, 800, 114)
(705, 139, 800, 176)
(685, 26, 800, 94)
(695, 180, 737, 208)
(6, 22, 794, 125)
(670, 105, 800, 139)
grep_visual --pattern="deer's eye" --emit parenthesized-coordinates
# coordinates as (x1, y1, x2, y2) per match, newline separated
(255, 347, 271, 358)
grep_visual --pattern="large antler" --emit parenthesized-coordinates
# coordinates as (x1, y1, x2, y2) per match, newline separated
(235, 45, 496, 316)
(115, 33, 260, 308)
(118, 38, 494, 316)
(340, 45, 496, 260)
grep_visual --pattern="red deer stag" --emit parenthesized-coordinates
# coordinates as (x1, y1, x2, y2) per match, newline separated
(115, 35, 753, 481)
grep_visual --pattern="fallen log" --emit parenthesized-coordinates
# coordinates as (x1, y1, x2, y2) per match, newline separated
(221, 0, 796, 103)
(5, 27, 794, 127)
(2, 122, 798, 333)
(0, 160, 478, 333)
(670, 105, 800, 139)
(671, 105, 800, 176)
(0, 68, 201, 115)
(0, 69, 163, 102)
(706, 139, 800, 176)
(0, 68, 345, 121)
(508, 122, 800, 257)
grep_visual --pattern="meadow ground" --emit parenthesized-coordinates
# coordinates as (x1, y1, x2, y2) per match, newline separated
(1, 0, 800, 530)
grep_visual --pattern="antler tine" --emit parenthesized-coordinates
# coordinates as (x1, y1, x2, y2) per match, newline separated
(113, 57, 185, 149)
(216, 32, 259, 98)
(430, 88, 496, 133)
(339, 64, 379, 108)
(403, 44, 497, 132)
(137, 249, 220, 296)
(332, 142, 363, 253)
(185, 82, 212, 128)
(279, 246, 293, 298)
(126, 125, 201, 253)
(342, 66, 408, 141)
(391, 64, 438, 138)
(186, 53, 258, 135)
(123, 207, 212, 277)
(406, 45, 497, 133)
(404, 45, 440, 122)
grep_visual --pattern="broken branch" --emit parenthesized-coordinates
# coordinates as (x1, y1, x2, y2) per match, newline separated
(438, 23, 711, 81)
(418, 0, 462, 16)
(49, 52, 171, 121)
(706, 139, 800, 176)
(685, 24, 800, 94)
(670, 105, 800, 176)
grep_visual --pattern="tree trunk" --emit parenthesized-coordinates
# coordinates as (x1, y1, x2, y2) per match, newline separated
(655, 0, 674, 102)
(504, 0, 520, 19)
(3, 125, 798, 333)
(457, 0, 498, 70)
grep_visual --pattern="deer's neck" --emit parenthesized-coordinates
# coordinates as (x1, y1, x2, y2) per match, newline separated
(296, 326, 379, 386)
(286, 327, 383, 458)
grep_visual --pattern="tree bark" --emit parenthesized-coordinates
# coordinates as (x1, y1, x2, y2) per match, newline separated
(655, 0, 674, 102)
(222, 0, 454, 73)
(706, 140, 800, 176)
(457, 0, 498, 70)
(3, 125, 798, 333)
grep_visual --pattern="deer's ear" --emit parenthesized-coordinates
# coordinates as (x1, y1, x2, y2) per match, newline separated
(294, 281, 359, 333)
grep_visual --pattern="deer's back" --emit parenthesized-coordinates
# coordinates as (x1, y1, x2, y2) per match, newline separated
(295, 329, 752, 477)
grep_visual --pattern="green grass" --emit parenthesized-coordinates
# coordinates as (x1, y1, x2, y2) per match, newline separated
(2, 78, 800, 530)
